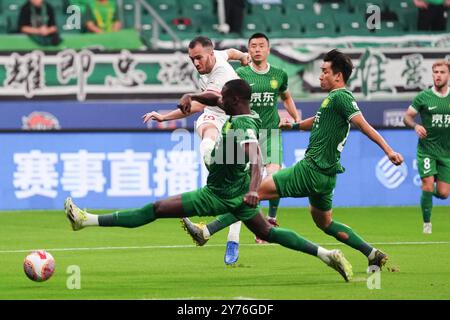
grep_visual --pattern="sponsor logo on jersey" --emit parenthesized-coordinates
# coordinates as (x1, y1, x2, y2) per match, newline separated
(22, 111, 61, 130)
(375, 156, 408, 189)
(429, 106, 438, 111)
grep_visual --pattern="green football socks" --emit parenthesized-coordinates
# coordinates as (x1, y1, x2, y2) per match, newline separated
(324, 221, 373, 256)
(268, 227, 318, 256)
(98, 204, 155, 228)
(421, 191, 433, 223)
(206, 214, 238, 235)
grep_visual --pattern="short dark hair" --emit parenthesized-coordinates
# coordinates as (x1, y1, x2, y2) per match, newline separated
(224, 79, 252, 101)
(248, 33, 270, 45)
(189, 36, 213, 49)
(323, 49, 354, 83)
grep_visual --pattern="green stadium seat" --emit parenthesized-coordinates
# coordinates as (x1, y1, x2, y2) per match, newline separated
(269, 18, 302, 38)
(318, 1, 350, 16)
(300, 14, 337, 37)
(145, 0, 179, 21)
(160, 21, 199, 41)
(334, 13, 374, 36)
(242, 14, 268, 38)
(283, 0, 315, 15)
(375, 20, 405, 35)
(353, 0, 387, 14)
(180, 0, 214, 16)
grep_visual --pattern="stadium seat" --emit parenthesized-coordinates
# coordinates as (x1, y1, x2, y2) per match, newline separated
(283, 0, 316, 15)
(353, 0, 387, 13)
(300, 14, 337, 37)
(180, 0, 214, 17)
(318, 0, 349, 16)
(269, 18, 302, 38)
(242, 14, 268, 38)
(334, 12, 374, 36)
(145, 0, 179, 21)
(375, 20, 406, 35)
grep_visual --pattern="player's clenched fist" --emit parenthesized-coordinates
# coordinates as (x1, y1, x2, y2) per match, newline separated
(388, 151, 404, 166)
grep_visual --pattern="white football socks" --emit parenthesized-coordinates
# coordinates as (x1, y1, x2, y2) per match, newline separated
(227, 221, 242, 243)
(83, 212, 99, 227)
(317, 247, 332, 264)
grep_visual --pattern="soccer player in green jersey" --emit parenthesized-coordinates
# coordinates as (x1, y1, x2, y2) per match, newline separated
(182, 49, 404, 271)
(64, 79, 353, 282)
(403, 60, 450, 234)
(213, 33, 301, 264)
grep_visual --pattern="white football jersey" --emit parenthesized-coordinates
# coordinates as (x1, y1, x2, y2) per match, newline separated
(198, 50, 240, 114)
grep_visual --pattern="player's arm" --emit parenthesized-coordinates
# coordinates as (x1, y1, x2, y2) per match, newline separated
(243, 141, 263, 208)
(142, 101, 205, 123)
(225, 48, 250, 66)
(177, 90, 222, 114)
(279, 116, 315, 131)
(280, 90, 301, 123)
(351, 113, 403, 165)
(403, 106, 427, 138)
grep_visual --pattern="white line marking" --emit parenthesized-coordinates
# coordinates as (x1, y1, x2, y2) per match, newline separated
(0, 241, 449, 254)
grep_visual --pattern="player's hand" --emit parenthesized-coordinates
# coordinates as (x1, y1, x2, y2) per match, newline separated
(244, 191, 259, 208)
(279, 118, 294, 129)
(240, 53, 251, 66)
(178, 94, 192, 114)
(142, 111, 165, 123)
(414, 124, 427, 139)
(388, 151, 404, 166)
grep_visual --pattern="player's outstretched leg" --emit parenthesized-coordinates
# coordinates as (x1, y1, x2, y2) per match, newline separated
(310, 205, 388, 271)
(244, 213, 353, 282)
(65, 197, 157, 230)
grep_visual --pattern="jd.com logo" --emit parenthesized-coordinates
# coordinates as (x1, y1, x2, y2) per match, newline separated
(376, 156, 408, 189)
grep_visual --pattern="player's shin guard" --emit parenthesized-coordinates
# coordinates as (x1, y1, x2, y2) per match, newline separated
(98, 204, 155, 228)
(324, 221, 373, 257)
(421, 191, 433, 223)
(268, 227, 318, 256)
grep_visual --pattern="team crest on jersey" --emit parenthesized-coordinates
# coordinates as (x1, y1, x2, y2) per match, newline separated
(321, 98, 330, 108)
(270, 79, 278, 89)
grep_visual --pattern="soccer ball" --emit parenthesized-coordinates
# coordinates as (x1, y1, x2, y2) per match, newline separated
(23, 250, 55, 282)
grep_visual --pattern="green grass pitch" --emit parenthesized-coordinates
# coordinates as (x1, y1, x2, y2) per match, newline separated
(0, 207, 449, 300)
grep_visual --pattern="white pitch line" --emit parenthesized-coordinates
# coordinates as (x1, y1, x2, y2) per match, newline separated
(0, 241, 450, 254)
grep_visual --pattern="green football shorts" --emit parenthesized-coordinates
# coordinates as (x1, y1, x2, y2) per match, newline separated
(259, 128, 283, 166)
(417, 151, 450, 183)
(272, 159, 337, 211)
(181, 186, 260, 221)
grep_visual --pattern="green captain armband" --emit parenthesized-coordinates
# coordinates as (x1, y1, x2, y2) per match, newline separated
(292, 122, 300, 130)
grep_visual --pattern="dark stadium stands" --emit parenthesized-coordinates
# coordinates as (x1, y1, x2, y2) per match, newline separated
(0, 0, 447, 42)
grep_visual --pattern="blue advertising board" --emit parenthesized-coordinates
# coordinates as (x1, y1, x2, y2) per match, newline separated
(0, 130, 448, 210)
(0, 100, 411, 130)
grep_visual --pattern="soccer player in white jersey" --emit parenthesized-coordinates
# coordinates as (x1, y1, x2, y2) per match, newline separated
(143, 37, 249, 263)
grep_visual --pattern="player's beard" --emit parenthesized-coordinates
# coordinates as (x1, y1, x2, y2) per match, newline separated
(434, 80, 447, 90)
